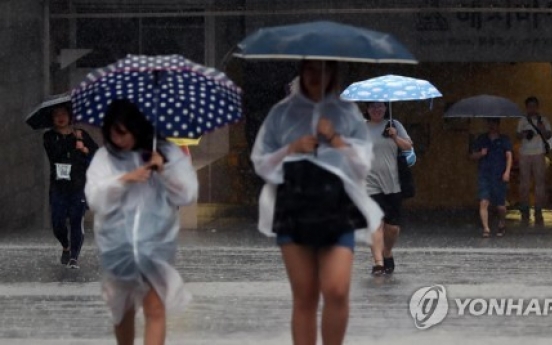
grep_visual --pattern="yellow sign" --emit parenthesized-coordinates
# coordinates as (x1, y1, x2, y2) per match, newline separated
(167, 137, 202, 146)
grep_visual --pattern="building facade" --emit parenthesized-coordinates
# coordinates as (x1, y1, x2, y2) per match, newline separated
(2, 0, 552, 230)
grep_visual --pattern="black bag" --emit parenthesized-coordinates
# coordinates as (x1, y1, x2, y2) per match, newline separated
(397, 151, 415, 199)
(272, 160, 366, 246)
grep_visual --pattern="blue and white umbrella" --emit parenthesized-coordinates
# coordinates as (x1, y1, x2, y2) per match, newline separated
(341, 74, 442, 120)
(71, 54, 243, 141)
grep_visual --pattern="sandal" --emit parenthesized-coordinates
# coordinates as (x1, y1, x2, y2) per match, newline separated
(496, 226, 505, 237)
(482, 229, 491, 238)
(371, 265, 385, 276)
(383, 257, 395, 274)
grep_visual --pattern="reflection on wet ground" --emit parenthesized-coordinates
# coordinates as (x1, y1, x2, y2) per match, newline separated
(0, 209, 550, 344)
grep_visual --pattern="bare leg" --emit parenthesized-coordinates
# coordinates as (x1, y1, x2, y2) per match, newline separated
(318, 246, 354, 345)
(114, 309, 135, 345)
(281, 244, 319, 345)
(382, 223, 400, 258)
(370, 223, 384, 266)
(479, 199, 491, 234)
(143, 288, 166, 345)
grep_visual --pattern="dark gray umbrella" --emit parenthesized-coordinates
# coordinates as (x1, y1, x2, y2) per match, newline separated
(25, 93, 71, 129)
(234, 21, 417, 64)
(444, 94, 524, 118)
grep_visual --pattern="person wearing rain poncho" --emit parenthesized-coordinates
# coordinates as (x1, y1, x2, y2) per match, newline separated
(251, 60, 383, 345)
(85, 99, 198, 345)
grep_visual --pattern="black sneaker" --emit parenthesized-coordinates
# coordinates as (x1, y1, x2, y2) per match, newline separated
(60, 250, 70, 265)
(67, 259, 80, 269)
(383, 257, 395, 274)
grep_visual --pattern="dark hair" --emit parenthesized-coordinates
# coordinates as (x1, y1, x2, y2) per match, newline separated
(50, 103, 73, 123)
(298, 60, 340, 96)
(525, 96, 539, 106)
(102, 99, 163, 153)
(364, 101, 390, 121)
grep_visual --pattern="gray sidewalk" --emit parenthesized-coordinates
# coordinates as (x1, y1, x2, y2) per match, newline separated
(0, 211, 551, 344)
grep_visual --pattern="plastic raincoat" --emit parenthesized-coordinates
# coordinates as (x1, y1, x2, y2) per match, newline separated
(85, 141, 198, 324)
(251, 91, 383, 243)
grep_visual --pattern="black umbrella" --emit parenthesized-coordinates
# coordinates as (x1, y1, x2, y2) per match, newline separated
(25, 93, 71, 130)
(444, 95, 524, 118)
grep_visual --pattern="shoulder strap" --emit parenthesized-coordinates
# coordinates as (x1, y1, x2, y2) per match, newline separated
(527, 117, 550, 153)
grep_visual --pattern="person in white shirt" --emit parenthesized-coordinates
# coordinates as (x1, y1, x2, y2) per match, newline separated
(516, 96, 551, 225)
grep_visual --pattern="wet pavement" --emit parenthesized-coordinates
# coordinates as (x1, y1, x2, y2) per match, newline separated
(0, 209, 551, 344)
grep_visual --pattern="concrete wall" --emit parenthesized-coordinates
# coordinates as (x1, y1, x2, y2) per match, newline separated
(0, 1, 45, 230)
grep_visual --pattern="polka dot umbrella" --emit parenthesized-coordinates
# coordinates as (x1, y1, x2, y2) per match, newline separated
(71, 54, 242, 144)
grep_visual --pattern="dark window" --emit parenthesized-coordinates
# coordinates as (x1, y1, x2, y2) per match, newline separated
(77, 18, 140, 67)
(141, 17, 204, 63)
(76, 17, 204, 68)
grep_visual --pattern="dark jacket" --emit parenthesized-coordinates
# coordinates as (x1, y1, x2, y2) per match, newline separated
(43, 128, 98, 193)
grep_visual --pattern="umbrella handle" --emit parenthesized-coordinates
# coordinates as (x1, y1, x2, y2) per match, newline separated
(152, 70, 161, 152)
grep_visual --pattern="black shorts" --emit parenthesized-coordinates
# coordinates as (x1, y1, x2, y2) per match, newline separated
(371, 193, 402, 226)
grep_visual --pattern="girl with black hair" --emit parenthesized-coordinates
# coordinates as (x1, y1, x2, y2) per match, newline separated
(252, 60, 382, 345)
(43, 104, 98, 269)
(85, 99, 198, 345)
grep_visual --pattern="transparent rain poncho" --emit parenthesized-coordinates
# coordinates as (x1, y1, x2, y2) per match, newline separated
(85, 142, 198, 324)
(251, 91, 383, 243)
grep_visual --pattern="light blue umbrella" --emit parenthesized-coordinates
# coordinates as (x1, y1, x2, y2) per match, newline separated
(341, 75, 441, 167)
(234, 21, 417, 64)
(340, 74, 442, 120)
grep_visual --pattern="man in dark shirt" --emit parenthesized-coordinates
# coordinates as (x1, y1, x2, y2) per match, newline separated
(470, 118, 513, 238)
(43, 104, 98, 269)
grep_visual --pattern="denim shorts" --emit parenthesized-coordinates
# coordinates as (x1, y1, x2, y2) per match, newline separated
(276, 231, 355, 252)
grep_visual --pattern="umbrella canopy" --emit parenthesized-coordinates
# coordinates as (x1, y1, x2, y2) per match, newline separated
(71, 54, 243, 139)
(25, 93, 72, 130)
(233, 21, 417, 64)
(340, 74, 442, 102)
(444, 95, 524, 118)
(341, 74, 442, 121)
